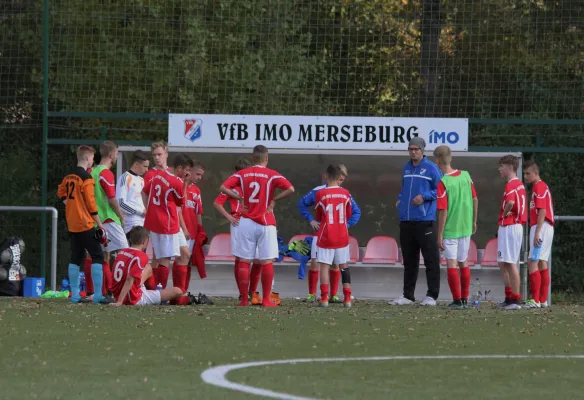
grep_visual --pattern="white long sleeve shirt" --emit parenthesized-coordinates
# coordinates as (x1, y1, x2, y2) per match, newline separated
(116, 170, 146, 231)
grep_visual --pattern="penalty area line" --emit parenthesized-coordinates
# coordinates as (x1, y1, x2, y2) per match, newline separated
(200, 354, 584, 400)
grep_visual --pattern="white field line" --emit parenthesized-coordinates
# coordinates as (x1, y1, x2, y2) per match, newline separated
(201, 355, 584, 400)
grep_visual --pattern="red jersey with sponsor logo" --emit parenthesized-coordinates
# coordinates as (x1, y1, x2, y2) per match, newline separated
(143, 167, 172, 185)
(315, 186, 352, 249)
(436, 170, 477, 210)
(183, 184, 203, 238)
(498, 178, 527, 226)
(111, 248, 149, 305)
(214, 187, 243, 218)
(142, 170, 185, 234)
(222, 166, 292, 226)
(530, 180, 555, 227)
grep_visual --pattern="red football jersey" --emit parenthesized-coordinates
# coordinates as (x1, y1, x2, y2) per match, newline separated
(111, 248, 150, 305)
(530, 180, 555, 227)
(142, 170, 185, 234)
(436, 170, 477, 210)
(315, 186, 352, 249)
(214, 187, 242, 218)
(222, 166, 292, 226)
(183, 184, 203, 238)
(498, 178, 527, 226)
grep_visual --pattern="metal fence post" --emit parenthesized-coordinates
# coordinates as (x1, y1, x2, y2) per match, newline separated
(40, 0, 50, 281)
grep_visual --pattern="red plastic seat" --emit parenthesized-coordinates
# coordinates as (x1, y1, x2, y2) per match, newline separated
(437, 239, 478, 266)
(283, 234, 312, 263)
(349, 236, 359, 263)
(362, 236, 399, 264)
(206, 233, 235, 262)
(480, 238, 498, 267)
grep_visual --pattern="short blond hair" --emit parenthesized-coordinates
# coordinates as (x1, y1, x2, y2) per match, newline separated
(336, 164, 348, 177)
(99, 140, 118, 158)
(151, 141, 168, 151)
(433, 145, 452, 166)
(76, 145, 96, 162)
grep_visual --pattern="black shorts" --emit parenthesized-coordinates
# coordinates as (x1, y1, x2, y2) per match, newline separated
(69, 228, 104, 266)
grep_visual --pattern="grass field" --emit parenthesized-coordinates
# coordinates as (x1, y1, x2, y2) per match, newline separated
(1, 298, 583, 400)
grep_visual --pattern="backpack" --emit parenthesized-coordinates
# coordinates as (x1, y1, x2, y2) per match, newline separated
(0, 237, 26, 296)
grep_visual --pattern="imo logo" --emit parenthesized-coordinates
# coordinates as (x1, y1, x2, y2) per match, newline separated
(184, 119, 203, 142)
(429, 130, 459, 144)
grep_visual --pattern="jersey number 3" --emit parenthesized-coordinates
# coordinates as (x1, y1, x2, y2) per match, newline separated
(152, 184, 162, 206)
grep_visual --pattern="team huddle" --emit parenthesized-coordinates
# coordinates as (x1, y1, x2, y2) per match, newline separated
(58, 139, 553, 309)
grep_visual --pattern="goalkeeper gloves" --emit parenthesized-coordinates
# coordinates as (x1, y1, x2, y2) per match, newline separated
(288, 240, 310, 256)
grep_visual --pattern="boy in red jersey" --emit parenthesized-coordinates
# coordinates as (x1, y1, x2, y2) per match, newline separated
(175, 160, 206, 293)
(220, 145, 294, 307)
(141, 141, 171, 287)
(314, 165, 353, 308)
(523, 160, 554, 308)
(215, 158, 279, 305)
(111, 226, 184, 306)
(142, 153, 193, 290)
(497, 155, 527, 310)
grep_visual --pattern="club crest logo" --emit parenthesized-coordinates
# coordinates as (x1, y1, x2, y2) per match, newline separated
(420, 168, 426, 175)
(184, 119, 202, 142)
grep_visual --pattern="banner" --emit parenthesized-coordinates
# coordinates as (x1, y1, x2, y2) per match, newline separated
(168, 114, 468, 151)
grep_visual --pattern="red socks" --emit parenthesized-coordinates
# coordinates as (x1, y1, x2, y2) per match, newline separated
(144, 273, 157, 290)
(447, 268, 461, 301)
(320, 284, 329, 302)
(102, 262, 112, 295)
(529, 271, 541, 303)
(504, 286, 512, 300)
(343, 287, 351, 303)
(158, 266, 170, 289)
(84, 257, 94, 294)
(233, 259, 240, 283)
(237, 262, 251, 305)
(249, 263, 262, 295)
(261, 263, 276, 307)
(172, 296, 191, 306)
(172, 264, 188, 293)
(460, 267, 471, 299)
(540, 269, 550, 303)
(330, 270, 341, 297)
(308, 270, 319, 295)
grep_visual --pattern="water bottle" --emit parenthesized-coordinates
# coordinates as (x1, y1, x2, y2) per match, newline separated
(61, 278, 70, 292)
(531, 243, 541, 261)
(470, 278, 481, 307)
(79, 272, 86, 293)
(156, 283, 163, 291)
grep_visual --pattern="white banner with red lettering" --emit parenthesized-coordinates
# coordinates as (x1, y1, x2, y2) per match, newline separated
(168, 114, 468, 151)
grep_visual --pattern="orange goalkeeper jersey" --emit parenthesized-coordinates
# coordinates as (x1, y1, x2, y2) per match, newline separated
(57, 167, 99, 232)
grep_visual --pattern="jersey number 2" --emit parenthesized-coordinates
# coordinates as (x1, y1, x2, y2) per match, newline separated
(325, 203, 345, 224)
(249, 182, 260, 203)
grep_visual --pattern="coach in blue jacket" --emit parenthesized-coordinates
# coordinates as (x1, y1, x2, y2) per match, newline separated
(391, 137, 442, 306)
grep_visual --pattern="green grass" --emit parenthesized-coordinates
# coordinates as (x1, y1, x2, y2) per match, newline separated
(1, 298, 583, 400)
